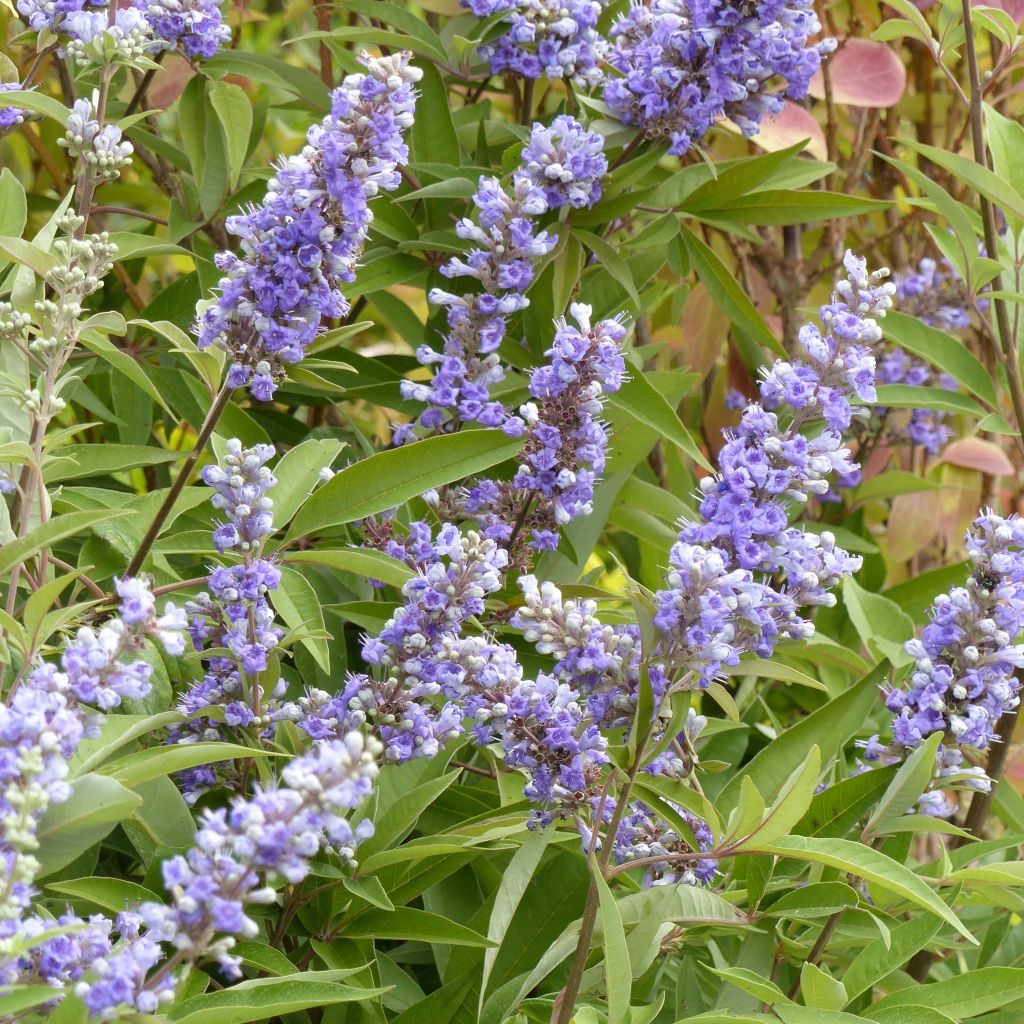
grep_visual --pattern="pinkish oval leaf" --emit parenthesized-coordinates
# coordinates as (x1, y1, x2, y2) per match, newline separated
(809, 39, 907, 108)
(747, 102, 827, 160)
(940, 437, 1015, 476)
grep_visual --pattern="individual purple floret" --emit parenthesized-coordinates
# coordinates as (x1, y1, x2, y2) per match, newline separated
(604, 0, 833, 155)
(464, 0, 609, 87)
(140, 0, 230, 59)
(197, 52, 421, 400)
(467, 304, 627, 562)
(520, 115, 608, 210)
(401, 171, 557, 436)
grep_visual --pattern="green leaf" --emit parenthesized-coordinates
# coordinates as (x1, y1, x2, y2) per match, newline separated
(287, 430, 522, 539)
(36, 774, 143, 877)
(42, 444, 181, 483)
(703, 966, 789, 1005)
(342, 908, 495, 947)
(864, 731, 943, 837)
(209, 79, 253, 189)
(882, 311, 997, 408)
(759, 836, 974, 943)
(842, 576, 915, 665)
(866, 1009, 955, 1024)
(0, 234, 59, 277)
(0, 88, 69, 125)
(595, 871, 632, 1021)
(283, 548, 414, 589)
(898, 137, 1024, 223)
(480, 829, 551, 1007)
(875, 383, 988, 418)
(47, 876, 160, 913)
(800, 963, 847, 1012)
(0, 985, 65, 1016)
(764, 881, 859, 919)
(169, 979, 385, 1024)
(0, 509, 135, 578)
(724, 657, 827, 692)
(718, 666, 885, 815)
(852, 470, 945, 505)
(575, 228, 641, 308)
(273, 566, 330, 673)
(79, 329, 174, 416)
(867, 967, 1024, 1018)
(680, 225, 783, 357)
(98, 742, 276, 788)
(731, 746, 821, 850)
(265, 437, 347, 527)
(696, 190, 889, 226)
(0, 168, 27, 237)
(410, 60, 459, 168)
(842, 912, 944, 1002)
(608, 372, 712, 472)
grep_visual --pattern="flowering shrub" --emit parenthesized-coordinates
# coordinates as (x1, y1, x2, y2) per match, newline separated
(3, 0, 1024, 1022)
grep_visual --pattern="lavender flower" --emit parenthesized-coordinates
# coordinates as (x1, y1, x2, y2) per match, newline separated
(513, 574, 642, 728)
(580, 799, 718, 887)
(604, 0, 832, 155)
(197, 52, 421, 400)
(140, 0, 230, 59)
(0, 82, 29, 138)
(520, 115, 608, 209)
(895, 256, 971, 333)
(16, 0, 104, 36)
(17, 0, 230, 60)
(652, 253, 894, 691)
(69, 734, 379, 1018)
(171, 441, 284, 800)
(466, 304, 626, 560)
(868, 511, 1024, 767)
(59, 97, 133, 182)
(876, 347, 957, 456)
(465, 0, 609, 87)
(1, 581, 185, 966)
(401, 171, 557, 437)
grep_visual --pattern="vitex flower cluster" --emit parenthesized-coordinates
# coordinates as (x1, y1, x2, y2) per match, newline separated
(1, 581, 185, 982)
(463, 0, 609, 87)
(196, 52, 421, 401)
(169, 441, 285, 801)
(459, 305, 626, 564)
(862, 510, 1024, 811)
(7, 734, 379, 1017)
(603, 0, 833, 154)
(396, 116, 602, 442)
(60, 96, 133, 182)
(16, 0, 230, 62)
(654, 253, 893, 688)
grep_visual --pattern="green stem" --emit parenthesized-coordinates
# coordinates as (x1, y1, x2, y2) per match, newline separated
(124, 383, 233, 578)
